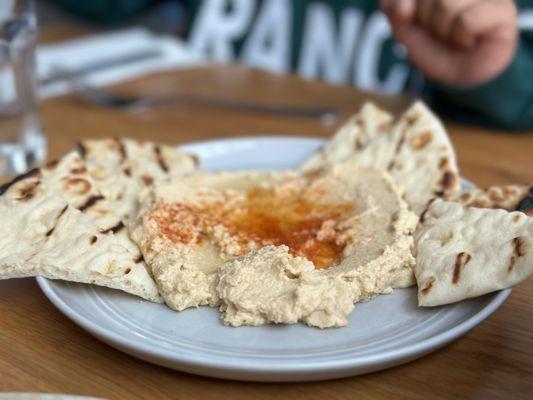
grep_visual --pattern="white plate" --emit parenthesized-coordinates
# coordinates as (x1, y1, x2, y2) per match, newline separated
(37, 136, 511, 382)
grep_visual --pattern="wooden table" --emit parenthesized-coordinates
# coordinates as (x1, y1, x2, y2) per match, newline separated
(0, 64, 532, 399)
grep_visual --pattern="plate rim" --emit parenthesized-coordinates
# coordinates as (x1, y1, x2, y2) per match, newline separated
(37, 277, 511, 376)
(178, 135, 325, 150)
(36, 135, 512, 380)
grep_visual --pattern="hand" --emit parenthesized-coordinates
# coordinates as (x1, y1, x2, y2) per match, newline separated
(381, 0, 518, 87)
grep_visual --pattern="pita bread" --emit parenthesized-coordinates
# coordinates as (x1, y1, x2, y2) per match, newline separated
(0, 138, 195, 302)
(415, 200, 533, 306)
(77, 138, 198, 221)
(382, 102, 460, 214)
(301, 101, 460, 215)
(0, 165, 162, 302)
(301, 102, 393, 171)
(39, 152, 146, 252)
(444, 184, 532, 215)
(40, 152, 119, 229)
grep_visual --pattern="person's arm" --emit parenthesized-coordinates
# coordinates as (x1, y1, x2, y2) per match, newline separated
(382, 0, 532, 130)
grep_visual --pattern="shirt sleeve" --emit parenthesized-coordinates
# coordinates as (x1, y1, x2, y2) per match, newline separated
(426, 32, 533, 131)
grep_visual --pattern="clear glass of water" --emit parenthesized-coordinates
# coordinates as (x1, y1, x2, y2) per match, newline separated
(0, 0, 45, 176)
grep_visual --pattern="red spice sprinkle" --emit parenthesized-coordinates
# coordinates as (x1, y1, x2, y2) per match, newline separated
(149, 187, 355, 269)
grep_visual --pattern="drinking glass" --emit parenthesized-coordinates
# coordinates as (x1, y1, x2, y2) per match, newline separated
(0, 0, 45, 176)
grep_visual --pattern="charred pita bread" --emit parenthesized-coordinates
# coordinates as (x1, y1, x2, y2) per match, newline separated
(301, 102, 393, 171)
(77, 138, 198, 221)
(301, 101, 460, 215)
(0, 165, 162, 302)
(40, 152, 118, 229)
(22, 138, 196, 302)
(444, 184, 532, 215)
(381, 102, 460, 214)
(415, 200, 533, 306)
(33, 152, 158, 284)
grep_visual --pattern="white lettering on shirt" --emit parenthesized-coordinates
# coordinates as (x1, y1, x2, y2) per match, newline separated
(188, 2, 411, 93)
(518, 10, 533, 30)
(241, 0, 292, 73)
(298, 3, 362, 84)
(189, 0, 255, 61)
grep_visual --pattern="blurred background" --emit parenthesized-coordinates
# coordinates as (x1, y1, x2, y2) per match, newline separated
(35, 0, 533, 126)
(0, 0, 531, 176)
(36, 0, 417, 95)
(38, 0, 190, 36)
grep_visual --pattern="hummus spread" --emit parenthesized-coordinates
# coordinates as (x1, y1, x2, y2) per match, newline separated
(218, 246, 355, 328)
(129, 163, 418, 328)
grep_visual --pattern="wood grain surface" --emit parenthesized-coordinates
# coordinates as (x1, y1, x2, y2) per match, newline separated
(0, 62, 532, 400)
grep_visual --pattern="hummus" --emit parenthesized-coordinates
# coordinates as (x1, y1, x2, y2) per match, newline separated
(129, 162, 418, 328)
(218, 246, 355, 328)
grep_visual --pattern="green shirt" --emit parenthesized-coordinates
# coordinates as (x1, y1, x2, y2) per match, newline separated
(53, 0, 533, 130)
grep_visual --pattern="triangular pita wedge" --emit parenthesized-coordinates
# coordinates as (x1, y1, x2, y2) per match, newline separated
(77, 138, 198, 220)
(380, 102, 460, 214)
(0, 174, 160, 302)
(444, 184, 532, 215)
(301, 101, 460, 215)
(301, 102, 393, 171)
(415, 200, 533, 306)
(0, 164, 162, 302)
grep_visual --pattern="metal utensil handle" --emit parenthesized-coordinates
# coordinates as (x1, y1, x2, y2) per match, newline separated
(40, 48, 162, 86)
(149, 93, 339, 119)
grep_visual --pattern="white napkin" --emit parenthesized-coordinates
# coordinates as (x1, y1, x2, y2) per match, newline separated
(37, 27, 205, 98)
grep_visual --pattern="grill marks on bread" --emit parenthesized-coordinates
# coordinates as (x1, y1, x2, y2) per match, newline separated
(78, 195, 105, 212)
(100, 221, 125, 234)
(45, 205, 68, 239)
(0, 168, 41, 197)
(420, 276, 435, 295)
(415, 200, 533, 307)
(63, 178, 91, 196)
(154, 145, 169, 173)
(76, 142, 87, 159)
(410, 131, 433, 150)
(14, 180, 41, 201)
(387, 127, 408, 171)
(509, 237, 526, 272)
(44, 160, 59, 170)
(516, 188, 533, 216)
(70, 166, 87, 175)
(78, 138, 191, 185)
(190, 154, 200, 167)
(115, 137, 127, 162)
(452, 252, 471, 284)
(440, 171, 457, 192)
